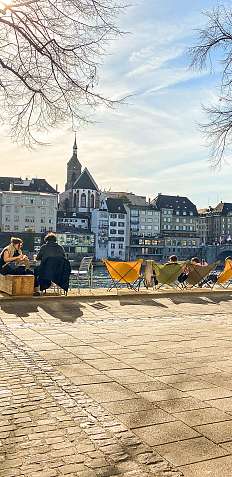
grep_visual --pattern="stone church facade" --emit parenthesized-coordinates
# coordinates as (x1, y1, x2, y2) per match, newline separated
(59, 136, 100, 214)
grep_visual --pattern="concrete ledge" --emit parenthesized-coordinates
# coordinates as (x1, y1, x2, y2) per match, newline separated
(0, 286, 231, 303)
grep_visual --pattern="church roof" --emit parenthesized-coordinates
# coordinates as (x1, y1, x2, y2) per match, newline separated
(73, 168, 98, 191)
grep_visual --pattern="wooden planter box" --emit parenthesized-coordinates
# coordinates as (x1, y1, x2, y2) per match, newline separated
(0, 275, 34, 296)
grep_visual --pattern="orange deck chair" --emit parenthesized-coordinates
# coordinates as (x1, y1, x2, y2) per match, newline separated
(103, 259, 143, 291)
(217, 258, 232, 288)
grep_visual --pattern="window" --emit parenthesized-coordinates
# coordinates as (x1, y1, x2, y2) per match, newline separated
(6, 206, 11, 213)
(118, 214, 125, 219)
(176, 218, 179, 223)
(176, 226, 179, 230)
(118, 222, 125, 227)
(110, 229, 117, 234)
(190, 211, 193, 216)
(14, 216, 19, 222)
(110, 213, 117, 218)
(5, 216, 10, 222)
(111, 243, 115, 249)
(183, 211, 187, 215)
(119, 250, 122, 256)
(176, 211, 179, 215)
(81, 219, 86, 223)
(110, 222, 117, 227)
(80, 193, 86, 208)
(90, 194, 95, 209)
(147, 211, 153, 216)
(118, 230, 124, 235)
(119, 244, 123, 249)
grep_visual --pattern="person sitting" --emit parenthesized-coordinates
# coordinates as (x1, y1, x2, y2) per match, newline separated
(165, 255, 178, 265)
(36, 232, 65, 263)
(35, 233, 71, 293)
(0, 237, 39, 294)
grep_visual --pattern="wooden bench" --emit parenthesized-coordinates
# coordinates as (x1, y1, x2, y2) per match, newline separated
(0, 274, 34, 296)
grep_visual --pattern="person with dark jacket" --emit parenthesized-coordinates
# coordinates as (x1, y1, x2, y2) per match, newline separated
(36, 233, 65, 262)
(36, 233, 71, 293)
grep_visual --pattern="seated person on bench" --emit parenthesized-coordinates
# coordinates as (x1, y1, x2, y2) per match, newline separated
(0, 237, 39, 294)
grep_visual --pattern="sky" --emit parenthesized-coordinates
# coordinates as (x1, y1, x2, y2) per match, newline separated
(0, 0, 231, 208)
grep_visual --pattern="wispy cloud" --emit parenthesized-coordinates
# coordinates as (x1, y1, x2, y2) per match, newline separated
(0, 0, 227, 208)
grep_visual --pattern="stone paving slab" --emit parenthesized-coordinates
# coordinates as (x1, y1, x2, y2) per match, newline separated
(2, 294, 232, 476)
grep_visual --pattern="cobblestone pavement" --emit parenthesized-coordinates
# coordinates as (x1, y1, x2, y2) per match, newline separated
(1, 293, 232, 476)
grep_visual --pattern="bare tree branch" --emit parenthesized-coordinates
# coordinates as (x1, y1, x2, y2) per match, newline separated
(0, 0, 127, 145)
(190, 5, 232, 165)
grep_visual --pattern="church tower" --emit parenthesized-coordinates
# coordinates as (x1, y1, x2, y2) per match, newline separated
(65, 135, 82, 191)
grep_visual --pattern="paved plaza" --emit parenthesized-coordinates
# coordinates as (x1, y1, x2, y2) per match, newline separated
(2, 292, 232, 476)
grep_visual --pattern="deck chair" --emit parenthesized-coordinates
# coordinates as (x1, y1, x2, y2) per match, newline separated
(103, 259, 143, 291)
(186, 262, 218, 288)
(217, 259, 232, 288)
(153, 261, 188, 290)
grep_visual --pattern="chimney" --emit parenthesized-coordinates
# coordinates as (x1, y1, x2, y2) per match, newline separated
(56, 184, 58, 192)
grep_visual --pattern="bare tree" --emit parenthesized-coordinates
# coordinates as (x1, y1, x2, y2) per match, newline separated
(190, 4, 232, 165)
(0, 0, 125, 145)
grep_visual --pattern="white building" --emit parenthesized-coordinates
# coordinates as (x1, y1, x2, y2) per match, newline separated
(0, 178, 58, 233)
(91, 197, 129, 260)
(57, 211, 89, 231)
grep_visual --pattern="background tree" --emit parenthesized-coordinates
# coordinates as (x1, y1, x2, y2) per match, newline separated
(0, 0, 125, 145)
(190, 4, 232, 165)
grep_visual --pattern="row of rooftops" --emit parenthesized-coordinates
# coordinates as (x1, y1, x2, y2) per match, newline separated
(0, 177, 57, 194)
(0, 177, 232, 217)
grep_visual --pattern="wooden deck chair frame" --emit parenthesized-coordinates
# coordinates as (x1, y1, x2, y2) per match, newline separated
(103, 260, 143, 292)
(216, 259, 232, 289)
(153, 261, 189, 291)
(186, 262, 219, 289)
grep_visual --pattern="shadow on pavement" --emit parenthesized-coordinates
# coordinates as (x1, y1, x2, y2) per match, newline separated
(119, 298, 168, 308)
(0, 299, 84, 322)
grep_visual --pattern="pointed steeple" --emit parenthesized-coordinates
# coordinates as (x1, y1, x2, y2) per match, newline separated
(73, 133, 77, 154)
(65, 134, 82, 191)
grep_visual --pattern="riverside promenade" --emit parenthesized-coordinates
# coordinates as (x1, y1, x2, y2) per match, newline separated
(1, 291, 232, 476)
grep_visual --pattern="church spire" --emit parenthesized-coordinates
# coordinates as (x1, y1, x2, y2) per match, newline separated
(65, 134, 82, 191)
(73, 133, 77, 153)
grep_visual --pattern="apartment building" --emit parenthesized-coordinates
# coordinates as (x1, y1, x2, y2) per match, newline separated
(91, 197, 129, 260)
(152, 194, 200, 259)
(0, 178, 58, 233)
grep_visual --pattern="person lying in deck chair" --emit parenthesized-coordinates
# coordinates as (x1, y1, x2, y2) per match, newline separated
(164, 255, 189, 285)
(0, 237, 39, 295)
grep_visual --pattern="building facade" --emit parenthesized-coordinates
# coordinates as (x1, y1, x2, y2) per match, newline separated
(91, 197, 129, 260)
(152, 194, 200, 259)
(57, 211, 89, 232)
(60, 138, 100, 214)
(0, 178, 58, 234)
